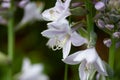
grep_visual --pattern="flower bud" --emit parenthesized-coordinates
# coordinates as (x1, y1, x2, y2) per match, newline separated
(97, 19, 105, 29)
(95, 1, 105, 11)
(105, 24, 114, 30)
(113, 32, 120, 39)
(103, 39, 111, 47)
(71, 2, 82, 8)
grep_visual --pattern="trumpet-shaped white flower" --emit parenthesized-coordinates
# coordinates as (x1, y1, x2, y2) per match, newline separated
(17, 58, 49, 80)
(63, 47, 107, 80)
(15, 2, 44, 30)
(41, 20, 87, 59)
(42, 0, 71, 21)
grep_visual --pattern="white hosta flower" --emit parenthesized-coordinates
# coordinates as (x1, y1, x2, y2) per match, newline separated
(15, 2, 44, 30)
(63, 47, 107, 80)
(18, 58, 49, 80)
(42, 0, 71, 21)
(41, 20, 87, 59)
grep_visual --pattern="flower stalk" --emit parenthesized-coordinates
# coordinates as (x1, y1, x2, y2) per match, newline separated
(109, 37, 116, 69)
(64, 64, 68, 80)
(85, 0, 96, 48)
(7, 0, 14, 80)
(85, 0, 94, 37)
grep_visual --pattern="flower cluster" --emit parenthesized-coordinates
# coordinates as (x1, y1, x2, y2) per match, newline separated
(95, 0, 120, 48)
(41, 0, 108, 80)
(41, 0, 87, 59)
(1, 0, 119, 80)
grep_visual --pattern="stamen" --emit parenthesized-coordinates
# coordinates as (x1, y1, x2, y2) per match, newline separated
(51, 35, 70, 51)
(49, 10, 54, 14)
(52, 40, 63, 51)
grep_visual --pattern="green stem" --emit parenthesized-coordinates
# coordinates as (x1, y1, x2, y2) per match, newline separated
(7, 0, 14, 80)
(85, 0, 96, 48)
(109, 38, 116, 69)
(85, 0, 94, 37)
(64, 64, 68, 80)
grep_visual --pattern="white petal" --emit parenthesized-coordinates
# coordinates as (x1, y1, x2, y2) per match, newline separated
(31, 64, 43, 73)
(46, 38, 56, 48)
(41, 29, 65, 38)
(79, 61, 88, 80)
(64, 0, 72, 9)
(63, 39, 71, 59)
(19, 0, 29, 8)
(94, 58, 107, 76)
(56, 0, 71, 21)
(23, 2, 38, 23)
(42, 8, 59, 21)
(55, 0, 64, 10)
(56, 9, 71, 21)
(21, 64, 43, 79)
(74, 47, 98, 64)
(71, 32, 88, 46)
(42, 0, 71, 21)
(22, 58, 31, 71)
(85, 48, 98, 63)
(63, 51, 82, 65)
(73, 50, 86, 62)
(15, 2, 42, 30)
(36, 74, 49, 80)
(47, 20, 69, 30)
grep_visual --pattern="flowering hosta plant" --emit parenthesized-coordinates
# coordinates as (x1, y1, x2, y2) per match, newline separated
(41, 0, 109, 79)
(1, 0, 120, 80)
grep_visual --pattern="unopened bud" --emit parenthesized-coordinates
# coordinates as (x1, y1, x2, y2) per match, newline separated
(97, 19, 105, 28)
(113, 32, 120, 38)
(103, 39, 111, 47)
(105, 24, 114, 30)
(71, 2, 82, 7)
(95, 1, 105, 11)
